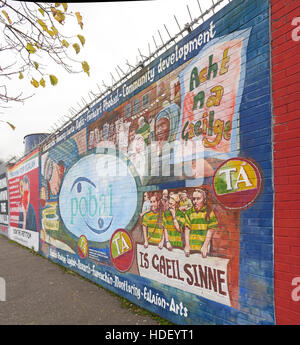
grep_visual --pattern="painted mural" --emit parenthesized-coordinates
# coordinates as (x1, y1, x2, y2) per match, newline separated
(37, 0, 274, 324)
(0, 171, 8, 237)
(134, 186, 240, 308)
(39, 129, 88, 256)
(7, 149, 40, 250)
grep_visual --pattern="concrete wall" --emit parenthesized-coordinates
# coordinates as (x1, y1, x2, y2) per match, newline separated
(271, 0, 300, 325)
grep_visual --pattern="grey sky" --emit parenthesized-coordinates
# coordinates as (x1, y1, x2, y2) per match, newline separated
(0, 0, 225, 162)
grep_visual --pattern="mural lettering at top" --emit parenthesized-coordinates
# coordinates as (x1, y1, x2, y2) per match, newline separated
(38, 0, 274, 325)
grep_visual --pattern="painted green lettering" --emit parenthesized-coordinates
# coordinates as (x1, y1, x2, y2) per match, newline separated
(194, 120, 202, 136)
(181, 121, 190, 142)
(79, 197, 87, 217)
(88, 187, 97, 217)
(190, 67, 199, 91)
(193, 91, 205, 110)
(71, 198, 78, 224)
(207, 54, 218, 80)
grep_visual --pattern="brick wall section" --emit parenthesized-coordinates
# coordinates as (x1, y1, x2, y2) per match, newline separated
(271, 0, 300, 325)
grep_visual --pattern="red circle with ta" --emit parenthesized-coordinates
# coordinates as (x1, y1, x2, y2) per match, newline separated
(212, 157, 263, 210)
(110, 229, 134, 272)
(77, 235, 88, 259)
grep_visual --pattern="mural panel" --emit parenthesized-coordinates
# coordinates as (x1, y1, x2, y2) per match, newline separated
(0, 171, 9, 236)
(7, 149, 40, 250)
(39, 0, 274, 324)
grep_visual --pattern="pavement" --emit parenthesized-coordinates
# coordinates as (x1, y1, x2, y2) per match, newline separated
(0, 235, 159, 325)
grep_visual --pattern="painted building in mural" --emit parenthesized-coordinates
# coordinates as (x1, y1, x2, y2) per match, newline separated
(3, 0, 300, 325)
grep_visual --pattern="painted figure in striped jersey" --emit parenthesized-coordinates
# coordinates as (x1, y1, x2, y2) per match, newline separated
(184, 188, 218, 258)
(159, 194, 186, 251)
(142, 192, 163, 248)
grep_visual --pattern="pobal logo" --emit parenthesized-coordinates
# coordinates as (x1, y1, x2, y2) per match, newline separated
(59, 153, 138, 243)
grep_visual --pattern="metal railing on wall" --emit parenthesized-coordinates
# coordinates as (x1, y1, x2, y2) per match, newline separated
(7, 0, 232, 165)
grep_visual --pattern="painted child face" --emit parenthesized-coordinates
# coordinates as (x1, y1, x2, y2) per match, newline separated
(150, 196, 159, 213)
(168, 197, 176, 210)
(192, 191, 205, 210)
(155, 118, 170, 142)
(129, 129, 136, 143)
(181, 192, 187, 201)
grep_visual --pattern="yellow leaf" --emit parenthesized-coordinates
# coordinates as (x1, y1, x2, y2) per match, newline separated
(62, 3, 68, 12)
(72, 43, 80, 54)
(51, 26, 58, 36)
(46, 29, 54, 37)
(2, 10, 12, 25)
(75, 12, 83, 29)
(19, 72, 24, 80)
(54, 11, 65, 24)
(26, 43, 36, 54)
(40, 78, 45, 88)
(38, 8, 45, 16)
(82, 61, 90, 76)
(33, 62, 39, 70)
(37, 19, 47, 31)
(6, 122, 16, 131)
(49, 75, 58, 86)
(55, 3, 61, 7)
(51, 7, 57, 17)
(61, 39, 69, 48)
(77, 34, 85, 46)
(31, 78, 39, 88)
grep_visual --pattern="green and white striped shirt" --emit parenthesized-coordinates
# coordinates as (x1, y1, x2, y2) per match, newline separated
(185, 206, 218, 251)
(162, 209, 185, 247)
(142, 211, 163, 244)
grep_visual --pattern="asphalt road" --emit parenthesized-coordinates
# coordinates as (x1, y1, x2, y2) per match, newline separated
(0, 235, 159, 325)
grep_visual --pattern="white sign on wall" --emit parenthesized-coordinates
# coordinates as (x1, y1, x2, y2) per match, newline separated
(137, 244, 231, 306)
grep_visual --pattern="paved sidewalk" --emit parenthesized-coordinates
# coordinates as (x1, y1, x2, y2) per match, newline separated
(0, 235, 159, 325)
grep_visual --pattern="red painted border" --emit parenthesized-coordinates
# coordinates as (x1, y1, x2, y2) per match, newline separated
(271, 0, 300, 325)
